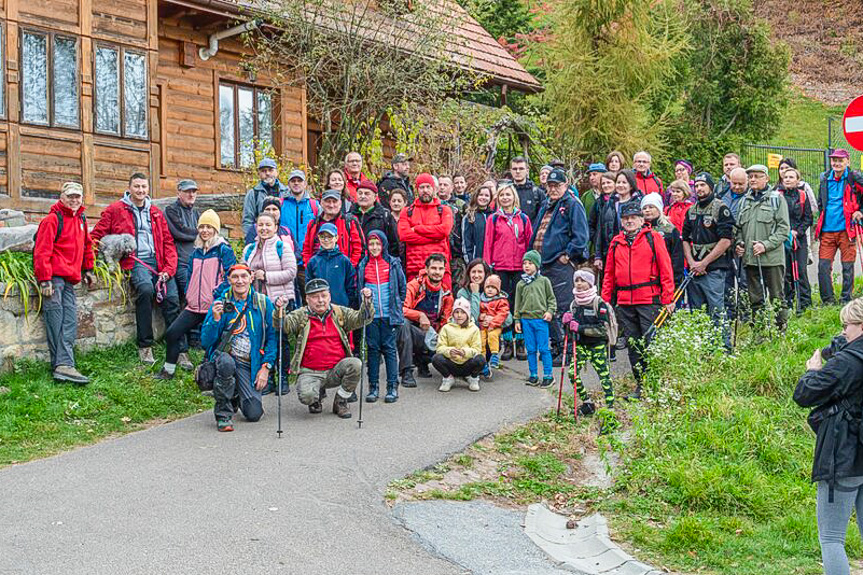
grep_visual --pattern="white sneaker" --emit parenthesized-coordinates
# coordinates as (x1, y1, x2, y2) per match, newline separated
(439, 376, 455, 392)
(467, 376, 480, 392)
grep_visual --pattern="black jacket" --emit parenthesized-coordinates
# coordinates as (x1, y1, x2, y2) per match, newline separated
(164, 200, 200, 270)
(352, 202, 400, 259)
(514, 179, 545, 224)
(794, 336, 863, 493)
(778, 184, 814, 242)
(595, 192, 643, 264)
(648, 219, 685, 288)
(377, 172, 414, 207)
(462, 207, 492, 261)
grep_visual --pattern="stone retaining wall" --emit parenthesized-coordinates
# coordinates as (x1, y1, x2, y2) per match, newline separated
(0, 281, 164, 372)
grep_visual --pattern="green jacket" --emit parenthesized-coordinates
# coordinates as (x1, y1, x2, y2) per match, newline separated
(514, 275, 556, 320)
(735, 187, 790, 267)
(281, 298, 373, 373)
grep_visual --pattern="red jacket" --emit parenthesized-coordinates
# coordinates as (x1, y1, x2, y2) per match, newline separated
(636, 171, 665, 200)
(483, 209, 533, 271)
(302, 214, 364, 267)
(601, 227, 674, 306)
(403, 270, 453, 331)
(398, 197, 454, 279)
(33, 202, 95, 284)
(664, 200, 692, 234)
(479, 295, 510, 329)
(344, 170, 372, 203)
(91, 198, 178, 276)
(815, 169, 863, 240)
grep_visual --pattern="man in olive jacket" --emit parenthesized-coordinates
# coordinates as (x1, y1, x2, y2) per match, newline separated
(734, 164, 791, 327)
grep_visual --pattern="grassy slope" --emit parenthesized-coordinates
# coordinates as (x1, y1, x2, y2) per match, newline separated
(768, 92, 845, 149)
(0, 342, 210, 467)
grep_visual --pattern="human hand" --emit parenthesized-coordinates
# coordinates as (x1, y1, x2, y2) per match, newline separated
(853, 211, 863, 223)
(558, 255, 569, 265)
(159, 272, 170, 282)
(690, 261, 707, 276)
(752, 242, 766, 256)
(735, 244, 745, 258)
(515, 321, 521, 334)
(593, 259, 603, 271)
(470, 282, 480, 294)
(791, 230, 798, 238)
(212, 301, 224, 322)
(83, 271, 96, 288)
(254, 366, 270, 391)
(562, 312, 573, 325)
(450, 348, 464, 359)
(418, 313, 431, 332)
(253, 269, 266, 281)
(806, 349, 823, 371)
(542, 312, 552, 322)
(666, 303, 676, 315)
(361, 287, 372, 300)
(39, 281, 54, 298)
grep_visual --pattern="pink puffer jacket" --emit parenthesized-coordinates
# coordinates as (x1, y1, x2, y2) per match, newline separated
(483, 209, 533, 271)
(243, 234, 297, 302)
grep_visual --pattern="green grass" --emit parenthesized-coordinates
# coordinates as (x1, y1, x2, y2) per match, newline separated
(768, 92, 844, 149)
(0, 342, 211, 467)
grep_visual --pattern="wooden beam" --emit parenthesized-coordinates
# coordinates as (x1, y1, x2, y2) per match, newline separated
(82, 133, 94, 205)
(159, 83, 167, 176)
(181, 41, 196, 68)
(148, 0, 159, 51)
(301, 84, 308, 167)
(7, 124, 19, 200)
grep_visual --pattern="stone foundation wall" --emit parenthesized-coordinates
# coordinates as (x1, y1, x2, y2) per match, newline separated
(0, 281, 165, 372)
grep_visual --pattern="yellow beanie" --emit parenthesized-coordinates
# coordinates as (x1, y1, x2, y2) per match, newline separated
(198, 209, 221, 232)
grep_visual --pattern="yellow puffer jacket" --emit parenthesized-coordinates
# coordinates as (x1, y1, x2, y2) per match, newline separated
(436, 318, 482, 364)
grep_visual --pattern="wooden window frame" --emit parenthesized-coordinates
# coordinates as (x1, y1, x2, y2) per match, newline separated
(217, 80, 276, 170)
(93, 42, 149, 140)
(19, 27, 80, 129)
(0, 24, 6, 120)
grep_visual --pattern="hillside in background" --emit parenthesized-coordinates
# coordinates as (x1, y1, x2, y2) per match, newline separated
(756, 0, 862, 104)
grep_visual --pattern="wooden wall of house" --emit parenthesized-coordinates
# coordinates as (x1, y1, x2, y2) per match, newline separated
(0, 0, 308, 223)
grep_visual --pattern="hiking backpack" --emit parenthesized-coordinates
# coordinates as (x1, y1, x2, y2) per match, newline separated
(34, 211, 86, 243)
(593, 297, 619, 347)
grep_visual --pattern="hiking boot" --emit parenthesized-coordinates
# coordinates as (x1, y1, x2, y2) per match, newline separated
(217, 418, 234, 432)
(53, 365, 90, 385)
(347, 391, 358, 403)
(153, 368, 174, 380)
(467, 376, 480, 392)
(177, 353, 194, 371)
(526, 375, 539, 386)
(333, 395, 352, 419)
(309, 387, 325, 414)
(417, 363, 433, 378)
(500, 340, 514, 361)
(515, 339, 527, 361)
(439, 375, 455, 392)
(401, 370, 417, 388)
(384, 386, 398, 403)
(626, 385, 642, 402)
(539, 376, 554, 389)
(489, 353, 500, 369)
(552, 353, 563, 368)
(615, 336, 627, 350)
(577, 401, 597, 417)
(138, 347, 156, 366)
(365, 388, 379, 403)
(231, 395, 240, 414)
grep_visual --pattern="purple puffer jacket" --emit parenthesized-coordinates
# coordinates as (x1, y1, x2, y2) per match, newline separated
(482, 208, 534, 271)
(184, 237, 237, 313)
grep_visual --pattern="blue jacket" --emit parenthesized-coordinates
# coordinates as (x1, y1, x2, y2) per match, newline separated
(279, 192, 319, 265)
(201, 287, 277, 378)
(305, 247, 356, 307)
(357, 233, 407, 326)
(530, 194, 589, 265)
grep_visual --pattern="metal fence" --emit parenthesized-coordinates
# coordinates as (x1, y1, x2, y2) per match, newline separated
(829, 116, 863, 172)
(740, 143, 828, 187)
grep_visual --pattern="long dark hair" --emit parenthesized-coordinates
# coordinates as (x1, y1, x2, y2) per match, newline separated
(616, 169, 638, 195)
(460, 258, 491, 292)
(465, 183, 495, 223)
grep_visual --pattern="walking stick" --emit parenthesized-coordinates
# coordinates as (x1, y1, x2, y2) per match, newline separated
(854, 222, 863, 296)
(572, 337, 578, 421)
(644, 275, 692, 339)
(358, 321, 366, 429)
(556, 328, 568, 418)
(732, 259, 740, 348)
(756, 253, 768, 304)
(791, 237, 801, 314)
(277, 307, 284, 438)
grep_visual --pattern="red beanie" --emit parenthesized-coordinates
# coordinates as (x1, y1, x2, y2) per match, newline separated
(415, 173, 435, 189)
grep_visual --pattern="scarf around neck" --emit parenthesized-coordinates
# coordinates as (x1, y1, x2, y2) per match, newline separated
(573, 286, 597, 306)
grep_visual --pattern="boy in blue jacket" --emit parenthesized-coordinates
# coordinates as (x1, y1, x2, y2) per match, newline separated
(305, 223, 357, 308)
(357, 230, 407, 403)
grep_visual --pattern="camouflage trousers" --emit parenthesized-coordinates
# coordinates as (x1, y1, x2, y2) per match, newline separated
(568, 342, 613, 405)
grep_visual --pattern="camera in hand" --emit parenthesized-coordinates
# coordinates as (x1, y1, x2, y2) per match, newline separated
(223, 300, 236, 314)
(821, 335, 848, 361)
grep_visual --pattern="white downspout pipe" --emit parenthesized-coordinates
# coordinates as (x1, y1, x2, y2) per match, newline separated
(199, 19, 262, 61)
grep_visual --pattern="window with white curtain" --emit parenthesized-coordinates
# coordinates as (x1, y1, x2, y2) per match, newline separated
(94, 43, 147, 138)
(218, 82, 274, 168)
(21, 30, 78, 127)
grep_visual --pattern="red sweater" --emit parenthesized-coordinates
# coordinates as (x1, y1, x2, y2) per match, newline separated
(301, 313, 346, 371)
(33, 202, 95, 284)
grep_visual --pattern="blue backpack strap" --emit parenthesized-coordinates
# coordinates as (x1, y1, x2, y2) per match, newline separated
(276, 240, 283, 260)
(243, 243, 254, 262)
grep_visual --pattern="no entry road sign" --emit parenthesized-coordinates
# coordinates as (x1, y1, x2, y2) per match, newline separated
(843, 96, 863, 152)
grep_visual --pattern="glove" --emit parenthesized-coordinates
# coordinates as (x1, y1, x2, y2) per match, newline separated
(569, 320, 580, 333)
(39, 281, 54, 298)
(562, 312, 573, 325)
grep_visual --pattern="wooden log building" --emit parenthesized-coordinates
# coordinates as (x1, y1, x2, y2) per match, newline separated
(0, 0, 540, 228)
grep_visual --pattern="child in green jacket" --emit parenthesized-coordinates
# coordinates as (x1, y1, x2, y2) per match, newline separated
(514, 250, 557, 387)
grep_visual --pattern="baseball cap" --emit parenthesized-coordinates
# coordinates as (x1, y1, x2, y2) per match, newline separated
(318, 223, 338, 237)
(288, 169, 306, 181)
(177, 179, 199, 192)
(620, 202, 643, 218)
(257, 158, 278, 170)
(392, 153, 412, 164)
(321, 189, 342, 202)
(829, 148, 850, 159)
(547, 168, 567, 184)
(587, 163, 607, 174)
(61, 182, 84, 197)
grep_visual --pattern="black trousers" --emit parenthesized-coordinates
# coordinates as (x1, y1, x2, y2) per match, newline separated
(431, 354, 486, 378)
(397, 322, 431, 374)
(616, 304, 661, 383)
(165, 310, 206, 364)
(542, 259, 575, 353)
(784, 239, 812, 311)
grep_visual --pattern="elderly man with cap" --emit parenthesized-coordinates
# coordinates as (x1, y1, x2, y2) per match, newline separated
(530, 167, 589, 365)
(242, 158, 288, 244)
(33, 182, 96, 384)
(377, 152, 414, 207)
(165, 179, 201, 348)
(682, 172, 735, 349)
(602, 202, 675, 398)
(279, 278, 374, 418)
(352, 179, 400, 259)
(302, 188, 364, 267)
(815, 149, 863, 304)
(734, 164, 790, 328)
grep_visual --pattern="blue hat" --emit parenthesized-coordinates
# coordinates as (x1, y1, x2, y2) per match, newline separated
(318, 222, 338, 237)
(321, 189, 342, 202)
(587, 163, 607, 174)
(257, 158, 278, 170)
(547, 168, 567, 184)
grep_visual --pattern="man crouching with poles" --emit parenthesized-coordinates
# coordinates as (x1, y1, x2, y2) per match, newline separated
(278, 278, 373, 419)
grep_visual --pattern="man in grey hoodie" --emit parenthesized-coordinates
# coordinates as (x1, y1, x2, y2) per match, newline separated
(164, 178, 201, 358)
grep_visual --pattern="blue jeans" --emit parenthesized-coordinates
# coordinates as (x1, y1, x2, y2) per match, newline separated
(521, 318, 552, 377)
(367, 318, 398, 390)
(212, 352, 263, 422)
(687, 269, 731, 349)
(817, 477, 863, 575)
(130, 256, 180, 349)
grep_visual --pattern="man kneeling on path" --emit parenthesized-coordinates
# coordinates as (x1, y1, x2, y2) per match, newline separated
(202, 264, 277, 432)
(279, 278, 374, 418)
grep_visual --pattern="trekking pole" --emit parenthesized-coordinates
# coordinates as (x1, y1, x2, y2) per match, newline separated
(791, 237, 801, 314)
(645, 275, 692, 339)
(732, 260, 740, 348)
(855, 222, 863, 296)
(556, 328, 569, 418)
(358, 321, 366, 429)
(277, 307, 284, 438)
(756, 253, 768, 304)
(572, 337, 578, 421)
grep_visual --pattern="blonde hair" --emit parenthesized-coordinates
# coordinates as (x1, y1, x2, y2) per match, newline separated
(496, 182, 520, 209)
(668, 179, 691, 199)
(840, 299, 863, 326)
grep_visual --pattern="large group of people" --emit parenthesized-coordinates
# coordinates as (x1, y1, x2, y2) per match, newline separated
(32, 148, 863, 426)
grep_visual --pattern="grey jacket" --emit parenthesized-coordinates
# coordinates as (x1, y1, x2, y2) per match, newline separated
(242, 180, 288, 239)
(164, 200, 200, 269)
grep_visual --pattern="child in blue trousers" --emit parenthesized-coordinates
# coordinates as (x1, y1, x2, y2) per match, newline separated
(514, 250, 557, 387)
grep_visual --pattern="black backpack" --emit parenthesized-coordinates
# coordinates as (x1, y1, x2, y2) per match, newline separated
(34, 211, 86, 243)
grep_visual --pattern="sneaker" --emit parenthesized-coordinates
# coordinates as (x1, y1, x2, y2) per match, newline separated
(138, 347, 156, 366)
(365, 389, 379, 403)
(401, 370, 417, 388)
(500, 340, 514, 361)
(52, 365, 90, 385)
(217, 418, 234, 432)
(467, 376, 480, 392)
(481, 364, 492, 380)
(526, 375, 539, 386)
(417, 364, 433, 379)
(153, 368, 174, 380)
(515, 339, 527, 361)
(539, 376, 554, 389)
(577, 401, 597, 417)
(439, 376, 455, 392)
(333, 396, 352, 419)
(489, 353, 500, 369)
(177, 352, 194, 371)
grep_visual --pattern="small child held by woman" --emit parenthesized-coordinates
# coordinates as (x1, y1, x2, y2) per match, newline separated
(478, 274, 510, 372)
(514, 250, 556, 388)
